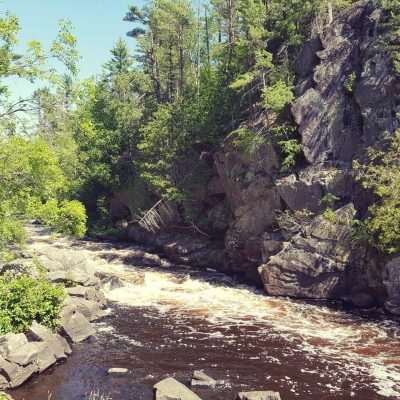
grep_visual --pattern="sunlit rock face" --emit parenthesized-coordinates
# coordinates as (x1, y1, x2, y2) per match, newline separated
(212, 1, 399, 300)
(292, 1, 400, 165)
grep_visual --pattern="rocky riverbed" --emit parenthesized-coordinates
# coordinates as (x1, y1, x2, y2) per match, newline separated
(0, 225, 398, 400)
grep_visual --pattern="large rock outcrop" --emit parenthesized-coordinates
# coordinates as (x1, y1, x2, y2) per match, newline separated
(292, 1, 400, 165)
(215, 138, 281, 281)
(259, 204, 356, 299)
(214, 1, 399, 302)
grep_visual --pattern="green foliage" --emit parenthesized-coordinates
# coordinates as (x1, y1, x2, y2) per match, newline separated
(229, 127, 266, 156)
(379, 0, 400, 74)
(57, 200, 87, 238)
(320, 193, 340, 208)
(270, 124, 302, 172)
(323, 208, 337, 223)
(0, 275, 65, 334)
(354, 129, 400, 254)
(33, 199, 87, 238)
(343, 72, 356, 93)
(278, 139, 302, 171)
(262, 80, 294, 113)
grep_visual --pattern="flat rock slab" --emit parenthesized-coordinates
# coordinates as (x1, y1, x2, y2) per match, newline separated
(237, 392, 281, 400)
(154, 377, 202, 400)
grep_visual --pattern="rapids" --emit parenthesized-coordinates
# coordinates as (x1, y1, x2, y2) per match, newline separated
(10, 228, 400, 400)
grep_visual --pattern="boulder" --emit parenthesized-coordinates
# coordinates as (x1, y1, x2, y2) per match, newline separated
(154, 377, 202, 400)
(27, 322, 72, 359)
(0, 335, 28, 359)
(60, 308, 95, 343)
(0, 356, 17, 382)
(64, 297, 106, 322)
(97, 273, 125, 291)
(7, 364, 37, 389)
(237, 392, 281, 400)
(5, 342, 47, 366)
(38, 248, 99, 287)
(259, 204, 356, 299)
(66, 286, 107, 308)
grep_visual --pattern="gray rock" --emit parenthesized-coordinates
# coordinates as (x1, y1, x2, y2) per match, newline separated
(64, 297, 106, 322)
(66, 286, 107, 308)
(292, 1, 399, 165)
(154, 377, 202, 400)
(0, 335, 28, 359)
(38, 248, 99, 287)
(0, 356, 17, 382)
(259, 204, 356, 299)
(237, 392, 281, 400)
(60, 308, 95, 343)
(27, 322, 72, 359)
(5, 342, 47, 366)
(7, 364, 37, 389)
(97, 274, 125, 291)
(0, 376, 8, 391)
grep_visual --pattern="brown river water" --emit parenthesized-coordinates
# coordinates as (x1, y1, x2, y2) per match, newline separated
(9, 230, 400, 400)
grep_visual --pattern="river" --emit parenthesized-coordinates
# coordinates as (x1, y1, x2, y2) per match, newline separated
(10, 229, 400, 400)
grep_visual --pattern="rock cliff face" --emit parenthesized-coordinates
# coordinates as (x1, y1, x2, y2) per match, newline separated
(120, 1, 400, 311)
(214, 0, 400, 307)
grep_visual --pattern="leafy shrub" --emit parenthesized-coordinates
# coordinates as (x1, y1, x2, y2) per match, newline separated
(354, 129, 400, 254)
(343, 72, 356, 93)
(0, 212, 26, 252)
(262, 80, 294, 113)
(0, 275, 65, 334)
(278, 139, 302, 171)
(33, 199, 88, 238)
(323, 208, 337, 223)
(229, 127, 266, 156)
(271, 124, 303, 172)
(57, 200, 87, 238)
(320, 193, 340, 208)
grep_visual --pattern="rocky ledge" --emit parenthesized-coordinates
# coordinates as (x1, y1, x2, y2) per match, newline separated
(0, 243, 112, 390)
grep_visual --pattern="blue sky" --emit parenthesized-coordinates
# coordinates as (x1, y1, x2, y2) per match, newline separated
(2, 0, 145, 98)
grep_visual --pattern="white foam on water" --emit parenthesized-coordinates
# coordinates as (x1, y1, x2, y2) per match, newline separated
(103, 268, 400, 398)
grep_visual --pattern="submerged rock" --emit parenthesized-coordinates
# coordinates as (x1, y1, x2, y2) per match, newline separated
(154, 377, 202, 400)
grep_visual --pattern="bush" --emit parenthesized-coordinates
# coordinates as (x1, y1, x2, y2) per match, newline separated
(0, 275, 65, 334)
(57, 200, 88, 238)
(33, 199, 88, 239)
(354, 129, 400, 254)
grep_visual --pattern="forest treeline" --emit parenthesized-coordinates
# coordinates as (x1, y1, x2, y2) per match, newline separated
(0, 0, 400, 259)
